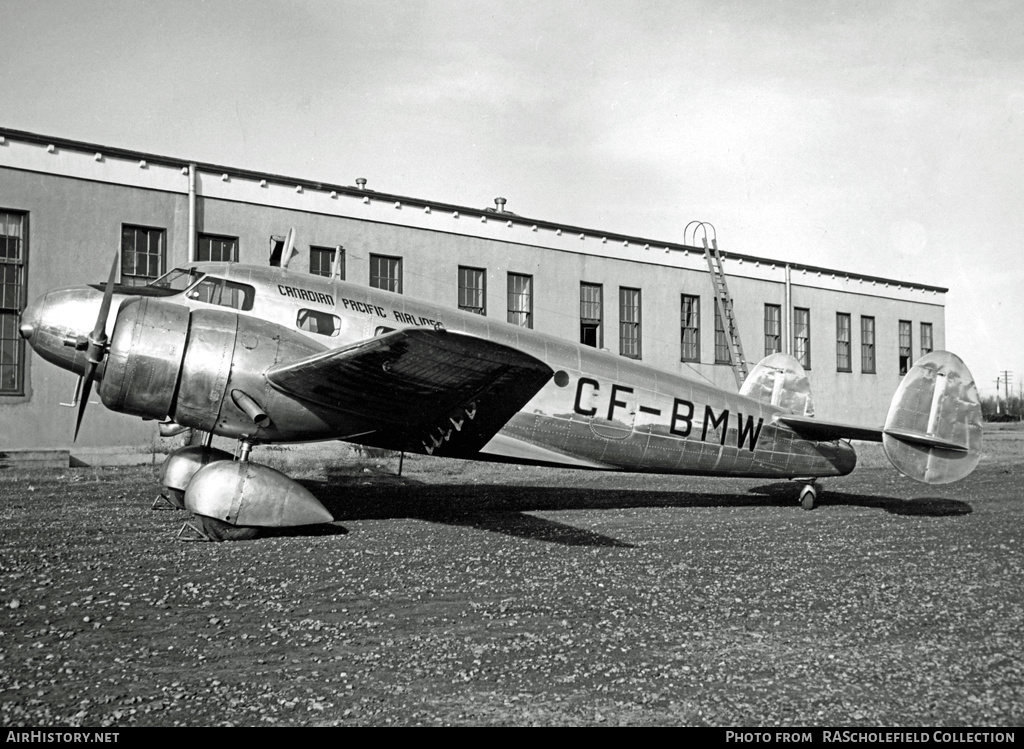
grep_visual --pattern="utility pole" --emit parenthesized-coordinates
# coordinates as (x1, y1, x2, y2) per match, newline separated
(995, 377, 1002, 414)
(999, 371, 1013, 415)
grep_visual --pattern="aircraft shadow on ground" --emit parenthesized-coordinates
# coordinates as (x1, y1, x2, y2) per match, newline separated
(272, 472, 972, 546)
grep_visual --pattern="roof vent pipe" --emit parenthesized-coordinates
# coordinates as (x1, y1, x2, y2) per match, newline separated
(356, 177, 367, 190)
(494, 197, 506, 212)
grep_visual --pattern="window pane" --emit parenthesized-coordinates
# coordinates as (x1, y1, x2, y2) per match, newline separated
(793, 308, 811, 369)
(681, 294, 700, 362)
(581, 283, 602, 347)
(861, 316, 876, 373)
(121, 225, 165, 286)
(619, 287, 641, 358)
(764, 304, 781, 356)
(507, 273, 532, 328)
(836, 313, 851, 372)
(459, 267, 486, 314)
(370, 254, 402, 293)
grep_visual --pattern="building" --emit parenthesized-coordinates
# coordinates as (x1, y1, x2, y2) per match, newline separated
(0, 126, 946, 461)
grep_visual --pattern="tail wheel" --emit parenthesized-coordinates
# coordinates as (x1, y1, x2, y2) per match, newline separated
(195, 514, 260, 542)
(799, 484, 817, 511)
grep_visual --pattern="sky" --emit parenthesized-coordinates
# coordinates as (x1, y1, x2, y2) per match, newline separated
(2, 0, 1022, 399)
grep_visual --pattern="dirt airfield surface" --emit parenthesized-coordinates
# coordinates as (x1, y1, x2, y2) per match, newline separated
(1, 428, 1022, 727)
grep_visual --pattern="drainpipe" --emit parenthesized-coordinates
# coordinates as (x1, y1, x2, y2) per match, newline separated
(784, 263, 792, 355)
(188, 164, 196, 262)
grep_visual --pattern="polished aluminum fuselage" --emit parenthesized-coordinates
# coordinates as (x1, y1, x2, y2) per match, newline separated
(21, 263, 856, 478)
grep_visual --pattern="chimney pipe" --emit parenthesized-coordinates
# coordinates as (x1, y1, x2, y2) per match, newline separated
(356, 177, 367, 190)
(494, 197, 507, 212)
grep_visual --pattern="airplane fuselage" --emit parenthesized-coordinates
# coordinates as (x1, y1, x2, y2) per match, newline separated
(21, 262, 856, 480)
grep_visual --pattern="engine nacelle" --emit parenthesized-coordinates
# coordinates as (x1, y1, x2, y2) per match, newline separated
(100, 297, 190, 419)
(100, 297, 332, 440)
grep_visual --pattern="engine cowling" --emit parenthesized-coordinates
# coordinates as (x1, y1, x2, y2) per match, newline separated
(100, 297, 190, 419)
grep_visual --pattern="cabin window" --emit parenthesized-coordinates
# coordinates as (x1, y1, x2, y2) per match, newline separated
(861, 316, 876, 373)
(580, 282, 603, 348)
(311, 246, 343, 279)
(150, 267, 205, 292)
(370, 254, 402, 293)
(459, 266, 486, 315)
(714, 303, 730, 364)
(836, 313, 852, 372)
(507, 273, 533, 328)
(793, 307, 811, 369)
(188, 277, 255, 311)
(120, 225, 165, 287)
(899, 320, 913, 375)
(764, 304, 781, 356)
(0, 210, 26, 394)
(921, 322, 933, 356)
(680, 294, 700, 362)
(296, 309, 341, 337)
(618, 287, 641, 359)
(196, 234, 238, 262)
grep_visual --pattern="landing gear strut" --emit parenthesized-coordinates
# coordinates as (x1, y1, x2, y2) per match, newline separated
(799, 481, 818, 511)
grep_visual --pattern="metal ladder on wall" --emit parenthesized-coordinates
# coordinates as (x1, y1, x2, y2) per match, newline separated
(686, 222, 749, 390)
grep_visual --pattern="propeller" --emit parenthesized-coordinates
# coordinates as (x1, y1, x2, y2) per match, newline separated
(73, 254, 119, 440)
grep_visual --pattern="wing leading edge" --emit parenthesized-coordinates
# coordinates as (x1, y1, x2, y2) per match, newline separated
(265, 328, 554, 455)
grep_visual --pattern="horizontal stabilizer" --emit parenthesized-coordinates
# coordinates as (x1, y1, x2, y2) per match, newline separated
(775, 414, 882, 443)
(882, 427, 968, 453)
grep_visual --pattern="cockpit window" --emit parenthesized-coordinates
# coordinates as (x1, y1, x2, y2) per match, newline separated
(187, 277, 255, 311)
(297, 309, 341, 337)
(149, 267, 206, 291)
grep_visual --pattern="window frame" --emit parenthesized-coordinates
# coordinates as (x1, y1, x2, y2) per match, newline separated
(0, 209, 27, 396)
(764, 303, 782, 357)
(458, 266, 487, 315)
(861, 316, 876, 374)
(369, 254, 403, 293)
(580, 282, 603, 348)
(618, 286, 642, 359)
(680, 294, 700, 363)
(507, 272, 533, 328)
(120, 224, 166, 287)
(793, 307, 811, 370)
(920, 322, 933, 356)
(899, 319, 913, 375)
(836, 312, 852, 373)
(196, 233, 239, 263)
(310, 245, 344, 279)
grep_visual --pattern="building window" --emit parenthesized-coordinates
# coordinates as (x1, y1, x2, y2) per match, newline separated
(861, 316, 876, 374)
(197, 234, 238, 262)
(793, 307, 811, 369)
(580, 282, 602, 347)
(0, 210, 26, 394)
(899, 320, 913, 375)
(310, 246, 343, 279)
(836, 313, 852, 372)
(681, 294, 700, 362)
(507, 273, 532, 328)
(370, 254, 402, 293)
(619, 287, 641, 359)
(459, 266, 486, 315)
(764, 304, 781, 356)
(921, 322, 933, 356)
(120, 225, 164, 287)
(713, 303, 731, 364)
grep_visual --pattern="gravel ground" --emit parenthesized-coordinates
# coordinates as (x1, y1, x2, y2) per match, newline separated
(1, 428, 1021, 727)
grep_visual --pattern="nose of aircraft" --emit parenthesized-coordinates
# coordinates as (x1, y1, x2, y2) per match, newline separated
(17, 287, 115, 376)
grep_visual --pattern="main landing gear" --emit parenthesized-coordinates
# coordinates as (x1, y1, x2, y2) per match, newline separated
(158, 439, 333, 541)
(798, 481, 818, 511)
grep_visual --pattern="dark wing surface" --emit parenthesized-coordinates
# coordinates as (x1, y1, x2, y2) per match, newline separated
(266, 328, 553, 455)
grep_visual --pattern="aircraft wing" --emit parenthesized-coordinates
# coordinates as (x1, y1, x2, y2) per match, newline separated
(774, 414, 884, 443)
(265, 328, 554, 454)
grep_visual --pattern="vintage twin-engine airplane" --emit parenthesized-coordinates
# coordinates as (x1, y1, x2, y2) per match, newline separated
(19, 254, 983, 540)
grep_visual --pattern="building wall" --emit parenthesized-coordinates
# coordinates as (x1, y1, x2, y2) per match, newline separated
(0, 128, 947, 455)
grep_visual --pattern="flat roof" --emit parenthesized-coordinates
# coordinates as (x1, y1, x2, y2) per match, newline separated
(0, 126, 948, 294)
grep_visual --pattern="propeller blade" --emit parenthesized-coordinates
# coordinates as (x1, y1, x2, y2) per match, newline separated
(74, 253, 119, 441)
(74, 367, 96, 442)
(92, 253, 119, 341)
